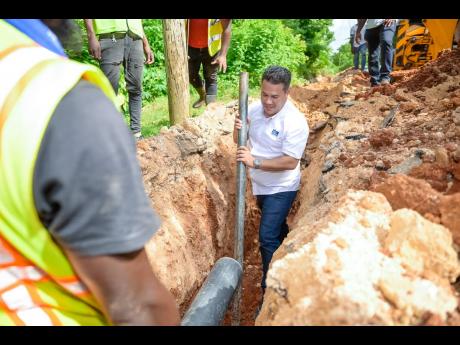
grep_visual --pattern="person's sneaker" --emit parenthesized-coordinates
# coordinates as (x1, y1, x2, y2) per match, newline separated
(133, 132, 143, 141)
(380, 79, 391, 85)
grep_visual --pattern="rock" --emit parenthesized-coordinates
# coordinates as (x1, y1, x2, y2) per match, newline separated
(400, 101, 418, 113)
(385, 209, 460, 283)
(301, 152, 312, 167)
(338, 153, 350, 162)
(375, 160, 386, 171)
(451, 97, 460, 107)
(453, 148, 460, 163)
(369, 129, 395, 148)
(453, 113, 460, 126)
(388, 154, 423, 175)
(363, 152, 376, 161)
(339, 101, 356, 108)
(345, 134, 367, 140)
(381, 105, 399, 128)
(439, 194, 460, 246)
(322, 160, 335, 173)
(394, 89, 409, 102)
(435, 147, 449, 166)
(175, 131, 207, 157)
(256, 191, 459, 326)
(312, 120, 328, 132)
(370, 174, 442, 217)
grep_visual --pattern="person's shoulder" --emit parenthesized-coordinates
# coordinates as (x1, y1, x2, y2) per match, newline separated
(285, 100, 308, 126)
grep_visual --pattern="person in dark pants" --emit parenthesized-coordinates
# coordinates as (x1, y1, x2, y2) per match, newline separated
(84, 19, 154, 140)
(233, 66, 309, 299)
(187, 19, 232, 108)
(356, 19, 397, 86)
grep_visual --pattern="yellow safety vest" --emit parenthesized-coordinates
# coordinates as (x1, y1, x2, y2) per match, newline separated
(92, 19, 144, 40)
(0, 20, 117, 325)
(186, 19, 224, 57)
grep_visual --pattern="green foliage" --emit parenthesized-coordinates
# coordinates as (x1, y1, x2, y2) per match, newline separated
(331, 42, 354, 72)
(65, 19, 358, 137)
(223, 19, 306, 87)
(283, 19, 336, 78)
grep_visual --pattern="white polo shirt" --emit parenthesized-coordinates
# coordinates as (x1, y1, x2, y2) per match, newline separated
(247, 99, 309, 195)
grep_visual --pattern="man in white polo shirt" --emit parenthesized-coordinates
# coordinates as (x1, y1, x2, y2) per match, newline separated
(234, 66, 309, 295)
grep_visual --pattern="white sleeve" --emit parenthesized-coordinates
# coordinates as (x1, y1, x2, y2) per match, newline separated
(282, 115, 309, 160)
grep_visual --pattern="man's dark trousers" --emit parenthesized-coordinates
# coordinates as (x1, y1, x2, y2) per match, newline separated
(256, 191, 298, 291)
(99, 34, 144, 134)
(188, 46, 219, 97)
(365, 23, 396, 85)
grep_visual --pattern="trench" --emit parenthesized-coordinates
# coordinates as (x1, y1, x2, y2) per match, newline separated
(143, 101, 329, 326)
(138, 88, 333, 326)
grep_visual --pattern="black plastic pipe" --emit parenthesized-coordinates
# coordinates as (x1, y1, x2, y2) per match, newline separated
(181, 257, 242, 326)
(232, 72, 248, 325)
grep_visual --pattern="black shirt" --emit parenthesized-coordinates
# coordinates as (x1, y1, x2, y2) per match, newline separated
(33, 80, 160, 256)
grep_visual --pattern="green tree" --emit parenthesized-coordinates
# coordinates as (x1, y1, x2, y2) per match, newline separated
(331, 42, 354, 72)
(283, 19, 335, 79)
(223, 19, 306, 88)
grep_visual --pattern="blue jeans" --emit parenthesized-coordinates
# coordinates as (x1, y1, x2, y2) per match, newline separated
(256, 191, 298, 290)
(364, 23, 396, 85)
(353, 43, 367, 70)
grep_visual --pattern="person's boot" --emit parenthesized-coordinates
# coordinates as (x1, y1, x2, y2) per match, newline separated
(205, 94, 217, 105)
(192, 86, 206, 108)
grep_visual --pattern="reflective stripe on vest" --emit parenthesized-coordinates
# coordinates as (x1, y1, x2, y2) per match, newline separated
(208, 19, 223, 57)
(0, 21, 117, 325)
(186, 19, 224, 57)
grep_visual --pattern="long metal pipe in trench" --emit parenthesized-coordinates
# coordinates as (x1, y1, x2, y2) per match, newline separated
(181, 257, 242, 326)
(232, 72, 249, 325)
(181, 73, 248, 326)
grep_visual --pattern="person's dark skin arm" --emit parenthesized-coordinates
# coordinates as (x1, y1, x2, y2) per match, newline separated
(211, 19, 232, 73)
(233, 117, 298, 171)
(84, 19, 101, 60)
(140, 22, 154, 65)
(63, 247, 180, 325)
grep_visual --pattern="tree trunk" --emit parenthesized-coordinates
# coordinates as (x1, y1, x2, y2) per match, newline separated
(162, 19, 190, 125)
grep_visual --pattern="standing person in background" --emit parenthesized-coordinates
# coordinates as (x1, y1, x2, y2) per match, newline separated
(350, 22, 368, 71)
(84, 19, 154, 140)
(356, 19, 397, 86)
(0, 18, 179, 325)
(187, 19, 232, 108)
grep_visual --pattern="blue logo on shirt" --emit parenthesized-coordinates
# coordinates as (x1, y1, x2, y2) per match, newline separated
(271, 129, 279, 137)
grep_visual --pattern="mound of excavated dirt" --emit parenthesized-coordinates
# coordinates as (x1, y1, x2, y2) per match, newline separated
(256, 191, 460, 326)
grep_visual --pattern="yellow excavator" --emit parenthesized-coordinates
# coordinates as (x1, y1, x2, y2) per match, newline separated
(393, 19, 460, 71)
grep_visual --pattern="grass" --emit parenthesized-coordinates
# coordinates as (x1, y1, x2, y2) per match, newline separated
(124, 80, 261, 138)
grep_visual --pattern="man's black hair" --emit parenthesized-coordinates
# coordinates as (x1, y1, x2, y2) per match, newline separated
(262, 66, 291, 91)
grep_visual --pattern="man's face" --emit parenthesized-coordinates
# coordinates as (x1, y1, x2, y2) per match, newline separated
(260, 80, 289, 117)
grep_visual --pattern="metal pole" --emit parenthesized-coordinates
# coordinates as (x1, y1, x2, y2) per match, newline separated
(232, 72, 248, 326)
(181, 257, 242, 326)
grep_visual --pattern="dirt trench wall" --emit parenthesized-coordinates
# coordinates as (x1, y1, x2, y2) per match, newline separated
(137, 104, 240, 310)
